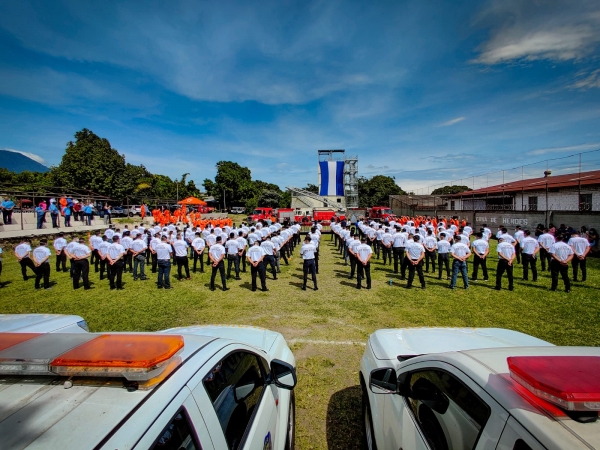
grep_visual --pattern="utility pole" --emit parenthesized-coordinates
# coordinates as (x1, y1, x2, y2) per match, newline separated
(223, 187, 226, 211)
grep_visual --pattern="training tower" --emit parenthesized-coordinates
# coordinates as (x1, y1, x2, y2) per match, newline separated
(288, 150, 359, 215)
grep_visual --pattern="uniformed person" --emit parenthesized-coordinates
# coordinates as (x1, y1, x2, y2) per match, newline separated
(130, 233, 148, 281)
(191, 232, 206, 273)
(173, 233, 191, 281)
(348, 234, 361, 279)
(247, 240, 268, 291)
(549, 235, 574, 293)
(14, 238, 36, 281)
(405, 235, 425, 289)
(381, 228, 393, 266)
(261, 236, 277, 280)
(521, 230, 539, 282)
(98, 235, 111, 280)
(568, 231, 590, 282)
(65, 236, 79, 279)
(495, 236, 515, 291)
(356, 237, 373, 290)
(392, 226, 407, 274)
(107, 236, 126, 290)
(538, 229, 555, 271)
(53, 232, 68, 273)
(449, 235, 471, 289)
(470, 232, 489, 282)
(209, 236, 228, 291)
(121, 231, 133, 273)
(71, 238, 91, 290)
(423, 229, 437, 273)
(149, 232, 161, 273)
(32, 239, 52, 290)
(309, 227, 320, 274)
(225, 232, 241, 280)
(237, 231, 248, 273)
(514, 226, 524, 264)
(300, 236, 318, 291)
(89, 230, 102, 272)
(155, 235, 173, 289)
(436, 232, 451, 280)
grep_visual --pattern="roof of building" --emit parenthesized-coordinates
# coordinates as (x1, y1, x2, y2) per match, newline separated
(445, 169, 600, 197)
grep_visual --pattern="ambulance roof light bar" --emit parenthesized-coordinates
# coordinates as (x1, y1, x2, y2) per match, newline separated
(0, 333, 184, 381)
(508, 356, 600, 412)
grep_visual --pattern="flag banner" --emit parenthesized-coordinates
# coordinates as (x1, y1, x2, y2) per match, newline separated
(319, 161, 344, 196)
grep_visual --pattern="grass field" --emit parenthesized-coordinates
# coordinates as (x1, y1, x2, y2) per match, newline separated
(1, 231, 599, 449)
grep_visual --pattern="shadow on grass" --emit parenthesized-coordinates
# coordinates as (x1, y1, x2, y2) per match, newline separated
(288, 282, 305, 289)
(326, 385, 362, 450)
(0, 281, 12, 288)
(340, 281, 357, 288)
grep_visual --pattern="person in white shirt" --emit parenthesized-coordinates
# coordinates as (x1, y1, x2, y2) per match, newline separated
(121, 231, 134, 274)
(538, 228, 555, 272)
(205, 229, 217, 266)
(14, 239, 36, 281)
(237, 230, 249, 273)
(98, 235, 111, 280)
(436, 232, 451, 280)
(381, 228, 394, 266)
(191, 232, 206, 273)
(65, 236, 79, 279)
(225, 232, 242, 280)
(423, 230, 437, 274)
(261, 236, 277, 280)
(155, 235, 173, 289)
(107, 236, 126, 290)
(521, 230, 540, 282)
(172, 234, 191, 281)
(149, 233, 161, 274)
(53, 232, 68, 273)
(32, 239, 52, 290)
(71, 238, 91, 290)
(353, 237, 372, 289)
(405, 235, 425, 289)
(392, 226, 407, 274)
(348, 234, 361, 280)
(209, 236, 228, 291)
(89, 230, 103, 273)
(130, 233, 148, 281)
(449, 235, 471, 289)
(549, 234, 574, 292)
(514, 226, 525, 264)
(247, 240, 267, 291)
(496, 237, 516, 291)
(300, 235, 318, 291)
(568, 231, 591, 282)
(470, 232, 489, 282)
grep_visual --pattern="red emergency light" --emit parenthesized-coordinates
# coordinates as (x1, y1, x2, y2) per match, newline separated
(508, 356, 600, 412)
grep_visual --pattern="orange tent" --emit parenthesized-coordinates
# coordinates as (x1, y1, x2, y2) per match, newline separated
(178, 196, 207, 206)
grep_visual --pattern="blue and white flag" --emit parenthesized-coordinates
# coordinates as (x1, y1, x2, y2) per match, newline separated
(319, 161, 344, 196)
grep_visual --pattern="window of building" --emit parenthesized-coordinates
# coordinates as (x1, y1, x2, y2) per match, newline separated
(450, 201, 455, 210)
(528, 196, 538, 211)
(151, 409, 201, 450)
(203, 352, 267, 450)
(579, 193, 592, 211)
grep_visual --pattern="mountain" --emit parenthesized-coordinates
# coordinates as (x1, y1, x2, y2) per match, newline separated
(0, 150, 49, 173)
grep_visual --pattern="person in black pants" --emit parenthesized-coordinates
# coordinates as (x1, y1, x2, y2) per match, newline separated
(192, 232, 205, 273)
(495, 237, 515, 291)
(436, 233, 451, 280)
(406, 235, 426, 290)
(470, 232, 489, 281)
(300, 236, 318, 291)
(14, 239, 36, 281)
(549, 235, 574, 293)
(247, 240, 267, 291)
(107, 236, 126, 290)
(355, 237, 372, 289)
(71, 238, 91, 290)
(209, 236, 228, 291)
(32, 239, 52, 290)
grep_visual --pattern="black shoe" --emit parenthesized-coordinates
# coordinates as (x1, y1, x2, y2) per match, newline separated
(302, 286, 306, 290)
(566, 289, 571, 293)
(252, 288, 257, 291)
(494, 287, 501, 290)
(158, 286, 163, 289)
(262, 288, 268, 292)
(356, 285, 361, 289)
(133, 278, 138, 281)
(422, 285, 426, 289)
(164, 286, 173, 290)
(117, 287, 124, 290)
(224, 287, 230, 291)
(483, 278, 489, 281)
(448, 286, 455, 289)
(509, 287, 514, 291)
(210, 287, 215, 291)
(550, 288, 556, 291)
(235, 277, 241, 280)
(314, 287, 318, 291)
(366, 286, 371, 290)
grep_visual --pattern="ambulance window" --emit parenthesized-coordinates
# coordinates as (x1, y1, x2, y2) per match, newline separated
(151, 409, 200, 450)
(513, 440, 532, 450)
(407, 369, 490, 450)
(203, 351, 266, 450)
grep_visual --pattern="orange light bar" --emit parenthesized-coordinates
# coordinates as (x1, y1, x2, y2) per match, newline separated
(51, 334, 184, 368)
(0, 333, 42, 352)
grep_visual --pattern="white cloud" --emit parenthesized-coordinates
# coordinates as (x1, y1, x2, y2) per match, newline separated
(528, 143, 600, 156)
(472, 1, 600, 65)
(570, 69, 600, 90)
(1, 148, 46, 165)
(438, 117, 465, 127)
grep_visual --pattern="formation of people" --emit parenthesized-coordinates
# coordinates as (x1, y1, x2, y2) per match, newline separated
(331, 217, 593, 293)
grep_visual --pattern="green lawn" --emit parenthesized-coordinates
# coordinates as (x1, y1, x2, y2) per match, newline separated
(1, 234, 599, 449)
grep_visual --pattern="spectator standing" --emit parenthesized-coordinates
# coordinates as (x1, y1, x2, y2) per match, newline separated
(49, 199, 60, 229)
(35, 202, 44, 229)
(1, 196, 15, 224)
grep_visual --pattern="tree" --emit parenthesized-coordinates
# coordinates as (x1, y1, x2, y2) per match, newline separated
(358, 175, 405, 207)
(302, 183, 319, 194)
(430, 185, 472, 195)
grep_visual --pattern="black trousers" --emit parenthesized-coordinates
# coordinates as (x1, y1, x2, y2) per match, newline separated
(515, 242, 521, 264)
(2, 209, 12, 224)
(303, 258, 317, 288)
(349, 253, 357, 278)
(34, 262, 50, 289)
(539, 248, 551, 271)
(124, 252, 133, 272)
(193, 250, 204, 272)
(20, 257, 36, 280)
(382, 245, 392, 265)
(551, 259, 571, 291)
(393, 247, 405, 273)
(472, 255, 488, 280)
(572, 257, 587, 281)
(407, 260, 425, 288)
(175, 255, 190, 280)
(240, 250, 247, 271)
(56, 250, 67, 272)
(438, 253, 450, 279)
(100, 257, 111, 280)
(227, 255, 240, 278)
(495, 260, 514, 290)
(424, 250, 436, 272)
(401, 256, 410, 278)
(264, 255, 277, 278)
(357, 261, 371, 288)
(109, 260, 124, 289)
(151, 252, 158, 273)
(522, 253, 537, 281)
(250, 261, 267, 291)
(314, 249, 319, 274)
(157, 260, 171, 288)
(92, 249, 100, 272)
(72, 259, 90, 289)
(210, 260, 227, 289)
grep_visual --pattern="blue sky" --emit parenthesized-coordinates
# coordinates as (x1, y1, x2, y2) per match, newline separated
(1, 0, 600, 192)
